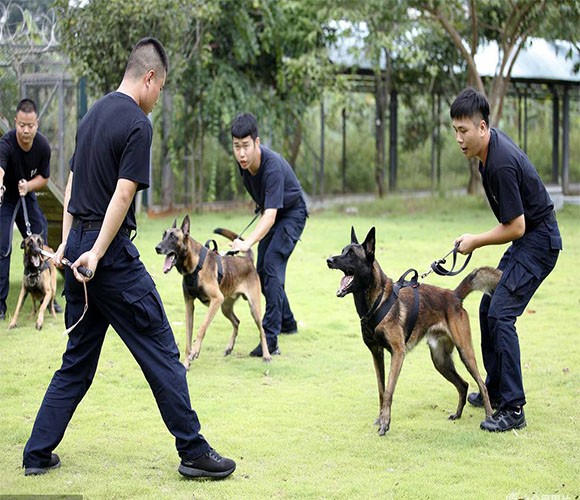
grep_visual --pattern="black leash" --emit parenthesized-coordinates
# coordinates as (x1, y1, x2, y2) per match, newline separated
(20, 194, 32, 237)
(1, 195, 32, 257)
(238, 210, 260, 239)
(421, 244, 472, 281)
(223, 209, 261, 257)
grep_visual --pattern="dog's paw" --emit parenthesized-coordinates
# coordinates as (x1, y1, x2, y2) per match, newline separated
(448, 413, 462, 421)
(263, 355, 272, 363)
(376, 416, 390, 435)
(377, 422, 390, 436)
(8, 322, 17, 329)
(223, 347, 233, 357)
(35, 322, 43, 331)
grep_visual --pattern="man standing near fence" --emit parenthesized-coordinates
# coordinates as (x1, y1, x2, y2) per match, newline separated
(230, 113, 307, 356)
(22, 37, 235, 479)
(0, 98, 62, 320)
(450, 87, 562, 432)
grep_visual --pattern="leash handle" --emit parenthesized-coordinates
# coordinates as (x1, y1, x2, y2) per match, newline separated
(61, 257, 93, 279)
(430, 244, 472, 277)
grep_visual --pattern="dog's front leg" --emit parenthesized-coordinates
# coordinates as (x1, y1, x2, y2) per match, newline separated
(8, 285, 28, 329)
(183, 297, 195, 371)
(368, 345, 385, 425)
(35, 290, 53, 330)
(189, 293, 224, 362)
(378, 346, 405, 436)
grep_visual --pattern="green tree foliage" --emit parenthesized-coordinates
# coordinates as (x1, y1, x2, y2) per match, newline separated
(54, 0, 188, 94)
(55, 0, 338, 206)
(414, 0, 579, 123)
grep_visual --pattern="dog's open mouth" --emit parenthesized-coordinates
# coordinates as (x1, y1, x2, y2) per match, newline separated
(337, 275, 354, 297)
(31, 254, 41, 268)
(163, 253, 176, 274)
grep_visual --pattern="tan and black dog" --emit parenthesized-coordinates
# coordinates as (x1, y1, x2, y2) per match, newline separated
(9, 234, 57, 331)
(327, 227, 499, 435)
(155, 215, 270, 369)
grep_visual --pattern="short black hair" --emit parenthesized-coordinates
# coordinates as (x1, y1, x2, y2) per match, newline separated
(125, 37, 169, 80)
(450, 87, 490, 127)
(231, 113, 259, 140)
(16, 98, 37, 115)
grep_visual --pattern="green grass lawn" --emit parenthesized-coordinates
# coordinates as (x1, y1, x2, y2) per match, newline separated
(1, 196, 579, 500)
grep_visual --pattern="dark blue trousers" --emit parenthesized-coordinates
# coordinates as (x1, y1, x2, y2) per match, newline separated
(479, 216, 561, 409)
(0, 194, 48, 315)
(23, 226, 210, 468)
(256, 206, 307, 345)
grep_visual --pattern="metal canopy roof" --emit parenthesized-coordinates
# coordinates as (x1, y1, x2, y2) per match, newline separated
(475, 38, 579, 84)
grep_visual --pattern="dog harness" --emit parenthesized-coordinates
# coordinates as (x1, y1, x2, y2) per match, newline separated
(360, 269, 420, 344)
(24, 259, 52, 287)
(183, 241, 224, 293)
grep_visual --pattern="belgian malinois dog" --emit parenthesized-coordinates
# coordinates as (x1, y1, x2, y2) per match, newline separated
(9, 234, 57, 331)
(155, 215, 270, 369)
(327, 227, 499, 435)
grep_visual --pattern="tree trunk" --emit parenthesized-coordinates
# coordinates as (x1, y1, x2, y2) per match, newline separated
(161, 88, 174, 209)
(288, 118, 302, 169)
(374, 69, 387, 197)
(467, 158, 482, 195)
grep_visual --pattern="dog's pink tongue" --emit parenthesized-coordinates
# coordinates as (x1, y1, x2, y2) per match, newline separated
(338, 275, 353, 294)
(32, 255, 40, 267)
(163, 255, 173, 273)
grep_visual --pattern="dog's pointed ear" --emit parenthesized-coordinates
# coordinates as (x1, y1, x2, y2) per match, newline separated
(171, 218, 177, 229)
(21, 239, 25, 249)
(181, 215, 190, 236)
(362, 227, 375, 261)
(351, 226, 359, 244)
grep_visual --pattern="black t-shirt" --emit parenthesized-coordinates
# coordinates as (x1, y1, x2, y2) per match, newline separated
(0, 129, 51, 202)
(480, 129, 553, 229)
(239, 145, 304, 218)
(68, 92, 151, 230)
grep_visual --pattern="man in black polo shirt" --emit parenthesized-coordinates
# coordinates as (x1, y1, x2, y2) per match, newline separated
(450, 88, 562, 432)
(0, 98, 61, 319)
(22, 38, 235, 479)
(230, 113, 307, 356)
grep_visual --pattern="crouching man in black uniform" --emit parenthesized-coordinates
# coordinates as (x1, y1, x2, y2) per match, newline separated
(450, 88, 562, 432)
(22, 38, 235, 479)
(230, 113, 307, 356)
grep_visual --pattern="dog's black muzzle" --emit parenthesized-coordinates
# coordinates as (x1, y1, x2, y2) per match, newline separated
(155, 242, 168, 255)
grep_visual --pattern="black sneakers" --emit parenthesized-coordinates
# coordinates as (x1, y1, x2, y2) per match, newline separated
(480, 407, 526, 432)
(178, 449, 236, 479)
(467, 392, 501, 410)
(24, 453, 61, 476)
(249, 342, 280, 357)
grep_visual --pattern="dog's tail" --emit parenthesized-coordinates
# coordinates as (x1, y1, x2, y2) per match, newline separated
(454, 266, 502, 302)
(213, 228, 254, 260)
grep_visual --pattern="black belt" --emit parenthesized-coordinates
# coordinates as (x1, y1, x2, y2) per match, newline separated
(526, 210, 556, 233)
(72, 217, 131, 238)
